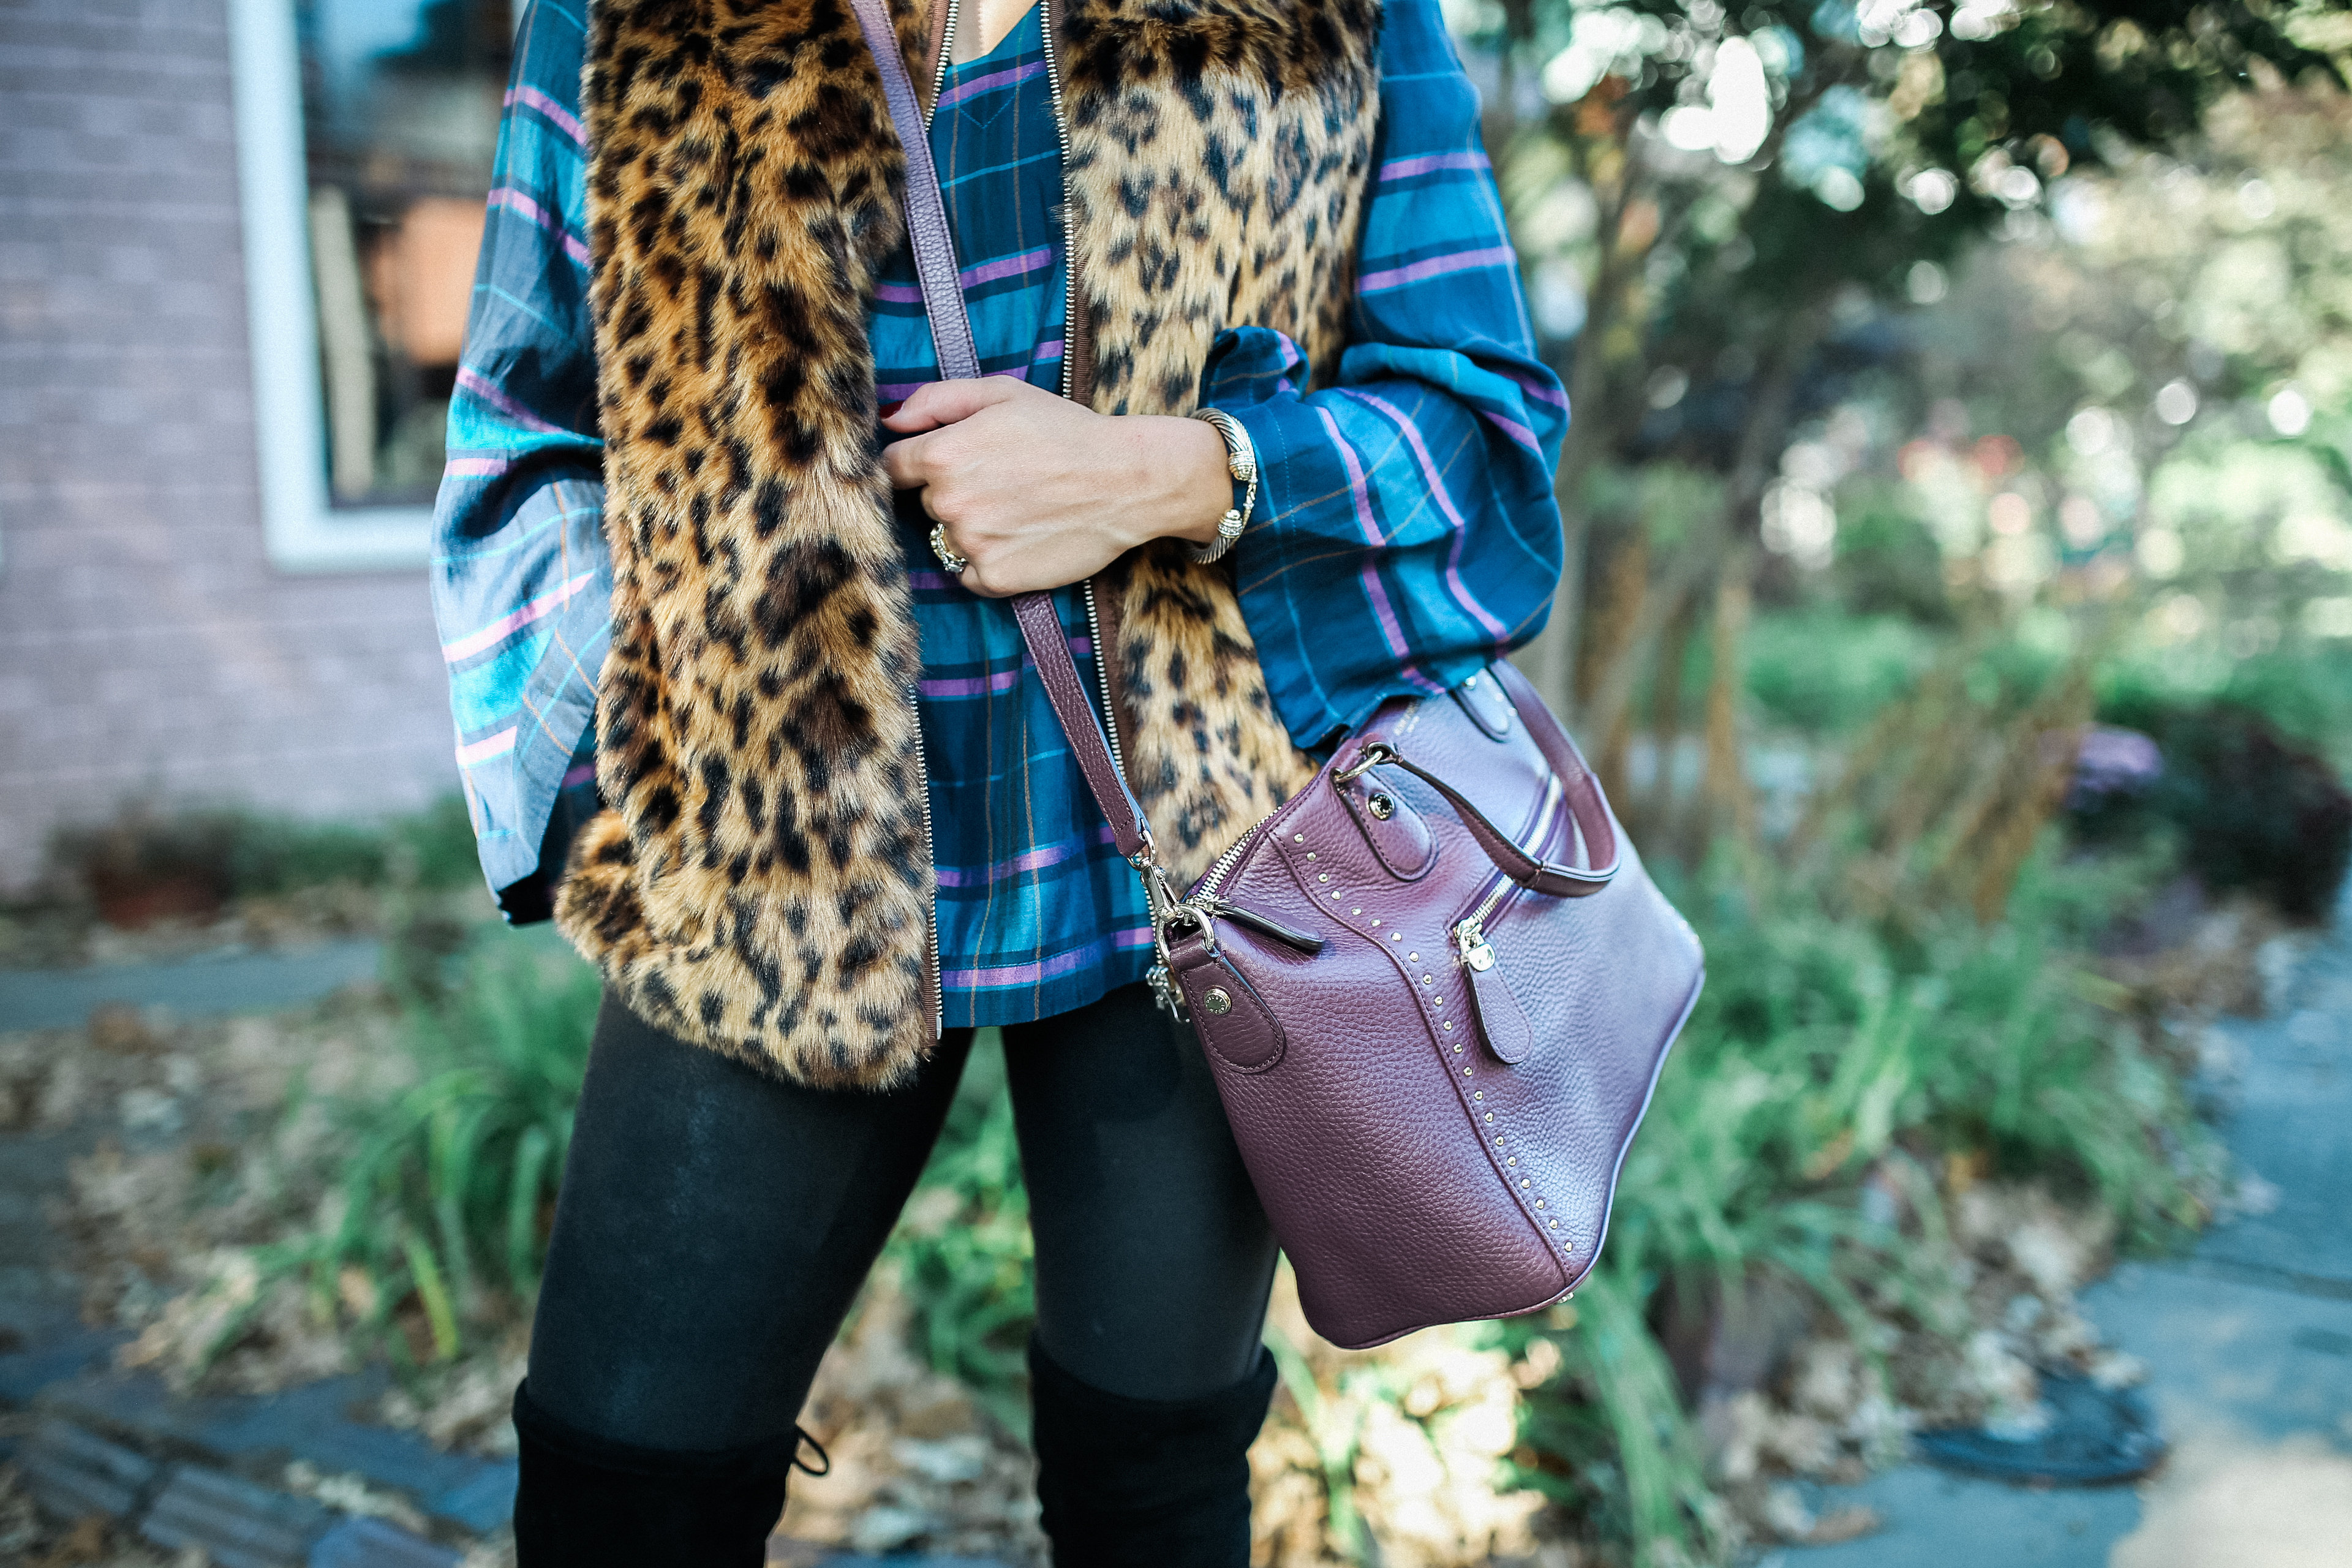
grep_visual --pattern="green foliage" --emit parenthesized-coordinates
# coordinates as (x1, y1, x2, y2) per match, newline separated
(2101, 639, 2352, 771)
(1743, 610, 1942, 733)
(1828, 489, 1956, 625)
(51, 794, 485, 911)
(2078, 700, 2352, 921)
(880, 1031, 1037, 1430)
(267, 932, 595, 1363)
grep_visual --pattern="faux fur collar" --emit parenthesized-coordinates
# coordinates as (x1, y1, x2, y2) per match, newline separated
(556, 0, 1382, 1087)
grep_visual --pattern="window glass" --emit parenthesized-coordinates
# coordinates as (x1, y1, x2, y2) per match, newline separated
(298, 0, 513, 506)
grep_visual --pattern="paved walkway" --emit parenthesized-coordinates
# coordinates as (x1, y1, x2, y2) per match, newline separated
(0, 940, 385, 1031)
(1783, 883, 2352, 1568)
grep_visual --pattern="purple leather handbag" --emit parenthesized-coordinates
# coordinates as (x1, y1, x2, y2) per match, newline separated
(856, 0, 1705, 1349)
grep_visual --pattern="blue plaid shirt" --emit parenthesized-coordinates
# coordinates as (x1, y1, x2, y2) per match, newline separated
(431, 0, 1566, 1028)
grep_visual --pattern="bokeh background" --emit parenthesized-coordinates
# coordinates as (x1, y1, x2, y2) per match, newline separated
(2, 2, 2350, 1566)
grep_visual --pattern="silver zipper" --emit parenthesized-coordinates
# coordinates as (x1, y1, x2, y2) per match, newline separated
(908, 682, 944, 1037)
(1044, 18, 1144, 868)
(1451, 774, 1566, 972)
(1188, 820, 1265, 906)
(924, 0, 959, 128)
(1081, 578, 1126, 780)
(1038, 6, 1078, 403)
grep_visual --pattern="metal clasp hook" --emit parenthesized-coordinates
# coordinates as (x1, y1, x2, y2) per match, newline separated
(1333, 741, 1398, 785)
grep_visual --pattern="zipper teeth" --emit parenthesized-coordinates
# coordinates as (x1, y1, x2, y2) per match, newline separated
(1189, 797, 1284, 905)
(1082, 579, 1128, 780)
(925, 0, 959, 128)
(908, 682, 944, 1035)
(1049, 24, 1133, 809)
(1460, 774, 1569, 940)
(1038, 5, 1078, 404)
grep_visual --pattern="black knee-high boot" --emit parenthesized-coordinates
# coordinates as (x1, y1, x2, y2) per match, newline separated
(1028, 1338, 1278, 1568)
(510, 1379, 821, 1567)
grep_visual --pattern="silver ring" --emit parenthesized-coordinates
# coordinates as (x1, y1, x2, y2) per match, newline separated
(929, 522, 970, 575)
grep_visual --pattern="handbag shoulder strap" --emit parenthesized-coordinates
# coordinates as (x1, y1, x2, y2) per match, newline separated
(850, 0, 1156, 865)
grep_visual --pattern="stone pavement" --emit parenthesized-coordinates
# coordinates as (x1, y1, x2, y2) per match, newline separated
(0, 940, 385, 1032)
(1781, 882, 2352, 1568)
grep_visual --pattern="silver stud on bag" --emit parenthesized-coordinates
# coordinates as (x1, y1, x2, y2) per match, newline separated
(1368, 793, 1395, 820)
(1202, 987, 1233, 1015)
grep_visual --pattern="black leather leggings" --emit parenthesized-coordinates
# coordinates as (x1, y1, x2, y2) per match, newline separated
(524, 981, 1280, 1452)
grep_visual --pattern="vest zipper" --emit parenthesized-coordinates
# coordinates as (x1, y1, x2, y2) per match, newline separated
(914, 0, 955, 1042)
(924, 0, 958, 127)
(1041, 10, 1134, 831)
(909, 682, 944, 1039)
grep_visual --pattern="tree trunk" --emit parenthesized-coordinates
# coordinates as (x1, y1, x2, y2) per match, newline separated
(1640, 590, 1698, 842)
(1694, 550, 1757, 858)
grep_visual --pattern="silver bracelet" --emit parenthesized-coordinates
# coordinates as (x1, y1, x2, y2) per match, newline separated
(1188, 407, 1258, 565)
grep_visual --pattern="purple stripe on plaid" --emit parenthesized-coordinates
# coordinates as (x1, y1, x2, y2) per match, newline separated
(1482, 409, 1542, 453)
(945, 925, 1153, 989)
(933, 827, 1106, 888)
(1312, 405, 1444, 693)
(962, 246, 1053, 288)
(1379, 149, 1490, 180)
(922, 668, 1023, 698)
(1357, 244, 1516, 295)
(1511, 371, 1570, 409)
(875, 281, 924, 304)
(1340, 390, 1511, 641)
(443, 568, 596, 660)
(443, 456, 511, 478)
(456, 727, 516, 767)
(455, 366, 566, 435)
(876, 364, 1039, 402)
(505, 83, 584, 146)
(488, 187, 590, 269)
(561, 762, 597, 788)
(935, 59, 1043, 110)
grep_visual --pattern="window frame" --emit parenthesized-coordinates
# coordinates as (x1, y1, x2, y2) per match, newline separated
(228, 0, 434, 571)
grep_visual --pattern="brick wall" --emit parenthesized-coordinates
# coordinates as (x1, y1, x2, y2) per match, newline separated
(0, 0, 459, 892)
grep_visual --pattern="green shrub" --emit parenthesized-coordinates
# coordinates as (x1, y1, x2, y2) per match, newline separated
(1743, 611, 1941, 734)
(265, 931, 595, 1362)
(50, 794, 486, 920)
(2076, 703, 2352, 922)
(881, 1031, 1036, 1429)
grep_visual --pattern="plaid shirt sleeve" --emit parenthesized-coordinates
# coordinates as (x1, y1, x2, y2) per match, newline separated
(427, 0, 609, 916)
(1206, 0, 1567, 753)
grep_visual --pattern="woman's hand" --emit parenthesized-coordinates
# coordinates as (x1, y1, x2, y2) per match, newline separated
(880, 378, 1231, 597)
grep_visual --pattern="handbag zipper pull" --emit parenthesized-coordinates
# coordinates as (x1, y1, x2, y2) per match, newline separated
(1456, 916, 1532, 1064)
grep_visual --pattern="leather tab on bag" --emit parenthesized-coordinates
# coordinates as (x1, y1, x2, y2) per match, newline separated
(1466, 956, 1534, 1065)
(1171, 935, 1286, 1072)
(1339, 766, 1436, 880)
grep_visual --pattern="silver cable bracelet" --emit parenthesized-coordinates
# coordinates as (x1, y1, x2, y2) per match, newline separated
(1188, 407, 1258, 565)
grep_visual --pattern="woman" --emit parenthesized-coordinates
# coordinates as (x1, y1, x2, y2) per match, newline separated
(431, 0, 1566, 1561)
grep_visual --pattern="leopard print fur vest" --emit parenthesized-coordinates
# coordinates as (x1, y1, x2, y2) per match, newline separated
(554, 0, 1384, 1088)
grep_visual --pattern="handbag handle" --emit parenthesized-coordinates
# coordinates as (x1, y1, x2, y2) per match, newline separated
(852, 2, 1611, 898)
(1343, 660, 1619, 899)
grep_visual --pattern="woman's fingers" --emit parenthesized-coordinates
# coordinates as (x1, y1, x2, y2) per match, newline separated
(880, 429, 933, 491)
(881, 375, 1023, 432)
